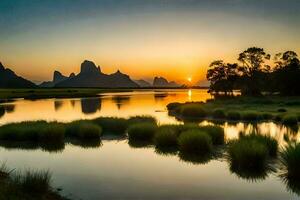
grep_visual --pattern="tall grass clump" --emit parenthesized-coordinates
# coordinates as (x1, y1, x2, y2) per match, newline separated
(282, 115, 298, 125)
(180, 104, 207, 119)
(166, 102, 182, 111)
(199, 125, 225, 145)
(178, 129, 212, 155)
(242, 111, 260, 121)
(228, 139, 268, 169)
(154, 127, 178, 150)
(280, 143, 300, 179)
(12, 170, 51, 194)
(94, 117, 128, 134)
(227, 111, 241, 120)
(240, 133, 278, 157)
(0, 121, 65, 142)
(66, 120, 102, 139)
(127, 123, 157, 142)
(212, 109, 226, 119)
(127, 115, 157, 125)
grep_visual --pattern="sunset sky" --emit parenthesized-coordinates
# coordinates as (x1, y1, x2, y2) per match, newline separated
(0, 0, 300, 84)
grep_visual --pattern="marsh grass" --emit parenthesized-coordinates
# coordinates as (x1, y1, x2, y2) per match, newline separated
(280, 143, 300, 179)
(228, 139, 268, 170)
(242, 112, 260, 121)
(178, 129, 212, 155)
(227, 111, 241, 120)
(212, 109, 226, 119)
(282, 115, 298, 125)
(127, 115, 157, 125)
(93, 117, 128, 134)
(180, 104, 207, 119)
(127, 123, 157, 142)
(154, 127, 178, 153)
(199, 125, 225, 145)
(65, 120, 102, 139)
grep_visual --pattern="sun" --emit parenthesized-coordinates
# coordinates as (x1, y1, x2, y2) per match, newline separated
(187, 77, 192, 82)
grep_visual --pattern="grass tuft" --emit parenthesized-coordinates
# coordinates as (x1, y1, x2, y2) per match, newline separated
(180, 104, 207, 119)
(94, 117, 128, 134)
(199, 125, 225, 145)
(127, 123, 157, 142)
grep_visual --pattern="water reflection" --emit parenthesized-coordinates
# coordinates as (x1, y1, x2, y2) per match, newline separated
(112, 95, 130, 110)
(81, 98, 101, 114)
(54, 100, 64, 111)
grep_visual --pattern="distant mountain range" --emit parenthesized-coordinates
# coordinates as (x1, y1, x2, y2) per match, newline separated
(0, 62, 36, 88)
(0, 60, 183, 88)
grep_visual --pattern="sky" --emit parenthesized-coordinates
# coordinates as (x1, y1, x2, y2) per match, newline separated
(0, 0, 300, 84)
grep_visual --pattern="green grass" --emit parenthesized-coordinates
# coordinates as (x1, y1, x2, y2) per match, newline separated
(93, 117, 127, 134)
(0, 121, 65, 142)
(228, 139, 268, 169)
(154, 127, 178, 150)
(240, 133, 278, 157)
(127, 115, 157, 125)
(167, 96, 300, 124)
(199, 125, 225, 145)
(65, 120, 102, 139)
(212, 109, 226, 119)
(127, 123, 157, 142)
(227, 111, 241, 120)
(280, 143, 300, 179)
(178, 129, 212, 155)
(180, 104, 207, 119)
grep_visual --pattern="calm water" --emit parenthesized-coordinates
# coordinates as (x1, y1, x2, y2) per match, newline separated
(0, 89, 299, 200)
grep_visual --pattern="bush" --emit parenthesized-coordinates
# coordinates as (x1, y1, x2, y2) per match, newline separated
(154, 127, 178, 149)
(280, 143, 300, 179)
(227, 111, 241, 120)
(228, 139, 268, 169)
(180, 104, 207, 118)
(127, 115, 157, 125)
(282, 115, 298, 125)
(127, 123, 157, 141)
(66, 120, 102, 139)
(212, 109, 226, 119)
(199, 125, 225, 145)
(37, 122, 65, 142)
(242, 112, 260, 121)
(178, 129, 212, 155)
(94, 117, 128, 134)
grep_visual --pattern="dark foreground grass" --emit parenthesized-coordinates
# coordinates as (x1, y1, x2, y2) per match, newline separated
(0, 166, 67, 200)
(280, 143, 300, 179)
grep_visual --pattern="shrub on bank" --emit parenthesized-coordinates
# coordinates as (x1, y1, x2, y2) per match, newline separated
(127, 123, 157, 142)
(242, 111, 260, 121)
(166, 102, 182, 111)
(178, 129, 212, 155)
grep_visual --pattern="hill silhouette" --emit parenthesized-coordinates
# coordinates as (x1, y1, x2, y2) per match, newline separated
(55, 60, 139, 88)
(153, 76, 180, 87)
(0, 62, 36, 88)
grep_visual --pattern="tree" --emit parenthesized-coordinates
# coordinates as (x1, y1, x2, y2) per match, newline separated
(207, 60, 238, 95)
(237, 47, 271, 96)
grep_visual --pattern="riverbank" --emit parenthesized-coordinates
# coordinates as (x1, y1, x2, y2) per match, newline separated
(167, 96, 300, 125)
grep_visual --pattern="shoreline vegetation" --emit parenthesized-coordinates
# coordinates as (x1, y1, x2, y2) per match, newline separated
(0, 164, 68, 200)
(0, 116, 299, 184)
(167, 96, 300, 125)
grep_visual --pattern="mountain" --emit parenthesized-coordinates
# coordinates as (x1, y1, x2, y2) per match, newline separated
(153, 76, 180, 87)
(0, 62, 36, 88)
(55, 60, 139, 88)
(40, 70, 70, 87)
(134, 79, 151, 87)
